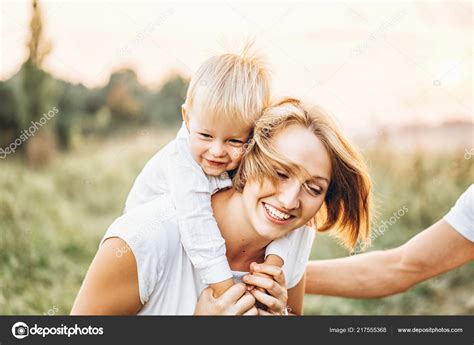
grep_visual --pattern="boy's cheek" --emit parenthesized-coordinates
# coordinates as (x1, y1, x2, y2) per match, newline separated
(189, 141, 205, 159)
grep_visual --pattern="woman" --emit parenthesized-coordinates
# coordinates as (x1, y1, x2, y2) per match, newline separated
(71, 97, 372, 315)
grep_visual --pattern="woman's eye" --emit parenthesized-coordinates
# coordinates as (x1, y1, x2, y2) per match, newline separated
(305, 184, 322, 196)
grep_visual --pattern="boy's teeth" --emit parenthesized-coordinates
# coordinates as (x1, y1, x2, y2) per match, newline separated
(264, 203, 291, 221)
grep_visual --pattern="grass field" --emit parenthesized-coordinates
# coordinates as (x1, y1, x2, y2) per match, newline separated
(0, 129, 472, 315)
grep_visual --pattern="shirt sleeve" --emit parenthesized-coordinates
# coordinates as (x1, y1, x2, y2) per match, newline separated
(100, 198, 173, 305)
(265, 232, 294, 264)
(169, 141, 232, 284)
(443, 185, 474, 242)
(283, 227, 315, 289)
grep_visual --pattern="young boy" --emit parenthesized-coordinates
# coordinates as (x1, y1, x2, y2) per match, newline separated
(124, 46, 292, 298)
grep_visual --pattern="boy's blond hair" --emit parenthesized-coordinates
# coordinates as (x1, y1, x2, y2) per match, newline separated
(233, 97, 372, 250)
(184, 42, 271, 128)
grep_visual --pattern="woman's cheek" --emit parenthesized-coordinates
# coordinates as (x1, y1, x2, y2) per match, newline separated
(303, 198, 324, 223)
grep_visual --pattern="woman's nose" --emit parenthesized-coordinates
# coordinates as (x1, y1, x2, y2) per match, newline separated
(209, 141, 226, 157)
(277, 179, 301, 210)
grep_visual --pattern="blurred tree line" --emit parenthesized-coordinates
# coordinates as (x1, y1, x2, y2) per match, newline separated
(0, 0, 188, 166)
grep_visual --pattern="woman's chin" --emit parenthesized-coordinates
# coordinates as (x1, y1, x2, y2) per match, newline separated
(256, 226, 288, 242)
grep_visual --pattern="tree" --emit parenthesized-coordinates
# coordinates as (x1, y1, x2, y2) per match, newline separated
(17, 0, 56, 166)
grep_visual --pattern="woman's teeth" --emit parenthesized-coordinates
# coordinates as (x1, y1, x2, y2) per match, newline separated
(264, 203, 291, 221)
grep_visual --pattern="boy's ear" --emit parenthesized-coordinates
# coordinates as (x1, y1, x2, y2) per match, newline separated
(181, 104, 190, 130)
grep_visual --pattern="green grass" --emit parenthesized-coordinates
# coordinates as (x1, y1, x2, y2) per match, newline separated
(0, 131, 472, 315)
(0, 130, 176, 315)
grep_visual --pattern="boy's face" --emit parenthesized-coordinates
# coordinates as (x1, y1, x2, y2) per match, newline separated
(182, 104, 251, 176)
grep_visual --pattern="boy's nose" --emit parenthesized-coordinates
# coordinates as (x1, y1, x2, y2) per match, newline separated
(209, 142, 226, 157)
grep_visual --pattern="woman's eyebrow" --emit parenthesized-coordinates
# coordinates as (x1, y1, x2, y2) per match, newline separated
(312, 175, 329, 185)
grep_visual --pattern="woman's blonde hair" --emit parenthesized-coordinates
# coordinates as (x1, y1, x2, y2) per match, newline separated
(233, 97, 372, 249)
(184, 42, 271, 128)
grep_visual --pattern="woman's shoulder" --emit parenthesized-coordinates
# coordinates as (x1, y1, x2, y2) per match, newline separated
(101, 195, 179, 255)
(100, 195, 181, 305)
(289, 225, 316, 247)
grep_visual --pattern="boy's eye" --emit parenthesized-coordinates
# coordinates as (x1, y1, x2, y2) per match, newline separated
(199, 133, 212, 138)
(228, 139, 244, 144)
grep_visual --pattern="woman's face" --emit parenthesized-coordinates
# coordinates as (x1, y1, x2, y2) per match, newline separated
(242, 124, 332, 241)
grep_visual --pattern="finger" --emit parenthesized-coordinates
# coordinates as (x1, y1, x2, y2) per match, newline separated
(243, 306, 258, 316)
(243, 274, 283, 298)
(257, 308, 273, 316)
(219, 283, 247, 305)
(233, 292, 256, 315)
(250, 288, 282, 313)
(251, 263, 286, 286)
(200, 287, 216, 301)
(253, 272, 273, 292)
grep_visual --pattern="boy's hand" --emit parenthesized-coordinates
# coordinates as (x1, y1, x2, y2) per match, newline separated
(209, 277, 235, 298)
(194, 283, 257, 315)
(247, 254, 284, 293)
(243, 262, 288, 315)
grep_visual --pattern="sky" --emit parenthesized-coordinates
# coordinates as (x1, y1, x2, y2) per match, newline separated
(1, 0, 472, 134)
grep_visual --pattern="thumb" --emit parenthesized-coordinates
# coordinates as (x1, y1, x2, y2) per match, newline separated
(200, 287, 216, 302)
(219, 283, 246, 305)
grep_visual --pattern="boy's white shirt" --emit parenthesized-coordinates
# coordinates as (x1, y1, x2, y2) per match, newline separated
(124, 122, 292, 284)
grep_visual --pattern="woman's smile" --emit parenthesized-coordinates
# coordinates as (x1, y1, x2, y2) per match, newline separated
(262, 202, 296, 225)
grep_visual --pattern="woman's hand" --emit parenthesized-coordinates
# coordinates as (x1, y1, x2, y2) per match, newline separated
(243, 262, 288, 315)
(194, 283, 258, 315)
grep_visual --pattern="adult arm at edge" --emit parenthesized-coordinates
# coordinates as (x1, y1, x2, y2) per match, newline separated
(305, 220, 474, 298)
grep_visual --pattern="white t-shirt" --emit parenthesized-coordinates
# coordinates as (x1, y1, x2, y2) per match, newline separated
(443, 184, 473, 242)
(101, 194, 315, 315)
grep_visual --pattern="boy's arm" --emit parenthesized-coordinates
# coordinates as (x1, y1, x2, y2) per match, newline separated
(305, 220, 474, 298)
(265, 231, 295, 266)
(169, 159, 233, 290)
(254, 233, 293, 288)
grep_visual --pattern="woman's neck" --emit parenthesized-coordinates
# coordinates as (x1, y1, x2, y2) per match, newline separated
(212, 188, 271, 271)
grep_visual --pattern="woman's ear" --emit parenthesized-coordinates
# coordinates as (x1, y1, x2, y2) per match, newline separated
(181, 104, 190, 131)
